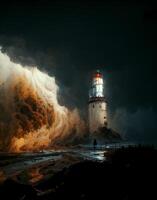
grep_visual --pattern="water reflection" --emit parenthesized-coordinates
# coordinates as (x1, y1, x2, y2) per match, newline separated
(28, 168, 44, 184)
(0, 170, 6, 183)
(78, 150, 106, 161)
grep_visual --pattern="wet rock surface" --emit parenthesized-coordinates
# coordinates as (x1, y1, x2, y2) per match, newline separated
(0, 146, 156, 200)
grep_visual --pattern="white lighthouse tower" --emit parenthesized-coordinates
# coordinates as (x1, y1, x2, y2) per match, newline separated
(88, 70, 107, 134)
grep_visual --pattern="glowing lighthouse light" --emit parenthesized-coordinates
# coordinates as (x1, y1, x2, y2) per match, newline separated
(88, 70, 107, 134)
(89, 70, 104, 98)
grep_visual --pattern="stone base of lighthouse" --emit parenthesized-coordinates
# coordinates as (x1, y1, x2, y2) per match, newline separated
(88, 99, 107, 134)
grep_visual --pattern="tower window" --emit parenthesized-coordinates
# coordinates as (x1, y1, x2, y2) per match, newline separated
(93, 104, 95, 108)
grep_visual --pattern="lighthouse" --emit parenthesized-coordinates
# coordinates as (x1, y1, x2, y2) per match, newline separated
(88, 70, 107, 134)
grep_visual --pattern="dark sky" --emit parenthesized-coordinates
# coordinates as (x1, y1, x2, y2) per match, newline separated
(0, 0, 157, 144)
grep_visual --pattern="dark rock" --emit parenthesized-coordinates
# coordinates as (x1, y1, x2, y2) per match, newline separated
(92, 126, 122, 142)
(0, 179, 37, 200)
(36, 146, 157, 200)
